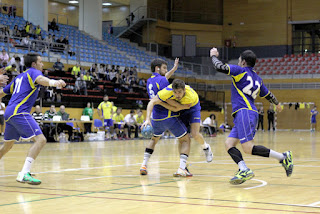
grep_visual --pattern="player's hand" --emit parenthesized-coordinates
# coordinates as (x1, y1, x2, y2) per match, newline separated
(0, 74, 9, 85)
(56, 79, 66, 88)
(0, 68, 5, 75)
(210, 47, 219, 57)
(275, 104, 282, 112)
(172, 58, 179, 71)
(141, 119, 152, 130)
(180, 104, 191, 110)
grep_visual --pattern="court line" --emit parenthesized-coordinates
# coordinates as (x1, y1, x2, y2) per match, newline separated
(0, 189, 319, 213)
(308, 201, 320, 207)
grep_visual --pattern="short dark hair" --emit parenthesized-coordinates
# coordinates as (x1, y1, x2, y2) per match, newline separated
(15, 56, 21, 61)
(172, 79, 185, 90)
(24, 53, 40, 68)
(130, 109, 135, 114)
(240, 50, 256, 67)
(11, 64, 16, 68)
(151, 58, 167, 73)
(209, 114, 216, 120)
(104, 94, 108, 98)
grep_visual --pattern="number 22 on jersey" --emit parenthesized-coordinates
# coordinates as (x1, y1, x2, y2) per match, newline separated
(242, 76, 260, 99)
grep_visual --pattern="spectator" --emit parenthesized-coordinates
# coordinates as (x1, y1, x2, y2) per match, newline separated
(43, 105, 57, 140)
(44, 105, 57, 120)
(8, 5, 17, 18)
(56, 36, 65, 52)
(98, 64, 106, 79)
(62, 35, 69, 49)
(57, 105, 73, 141)
(257, 107, 264, 131)
(28, 23, 35, 38)
(109, 69, 117, 82)
(45, 34, 53, 50)
(72, 63, 80, 77)
(35, 25, 41, 36)
(0, 49, 9, 66)
(89, 63, 97, 74)
(34, 35, 45, 52)
(0, 98, 5, 135)
(9, 56, 23, 73)
(12, 25, 21, 38)
(5, 64, 18, 77)
(20, 35, 32, 48)
(130, 12, 135, 22)
(32, 105, 44, 131)
(112, 108, 128, 140)
(82, 102, 93, 134)
(49, 18, 59, 31)
(124, 110, 138, 139)
(53, 58, 64, 76)
(108, 24, 113, 34)
(74, 74, 87, 95)
(202, 114, 217, 137)
(83, 71, 92, 88)
(134, 110, 144, 133)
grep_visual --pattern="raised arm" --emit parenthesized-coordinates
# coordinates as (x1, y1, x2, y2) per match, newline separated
(264, 92, 282, 112)
(165, 58, 179, 79)
(210, 48, 230, 74)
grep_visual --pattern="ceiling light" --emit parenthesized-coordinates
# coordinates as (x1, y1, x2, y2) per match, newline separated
(69, 0, 78, 4)
(102, 3, 112, 6)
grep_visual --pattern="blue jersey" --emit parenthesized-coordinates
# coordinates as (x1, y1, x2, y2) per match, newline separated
(146, 73, 178, 120)
(227, 65, 269, 115)
(311, 109, 318, 120)
(3, 68, 43, 121)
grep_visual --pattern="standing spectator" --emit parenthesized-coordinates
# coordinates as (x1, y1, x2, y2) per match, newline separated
(0, 98, 5, 135)
(82, 102, 93, 134)
(202, 114, 217, 137)
(75, 74, 87, 95)
(310, 106, 318, 132)
(98, 95, 114, 139)
(53, 58, 64, 76)
(257, 107, 264, 131)
(57, 105, 73, 141)
(124, 110, 138, 139)
(108, 24, 113, 34)
(0, 49, 9, 66)
(267, 106, 275, 131)
(71, 63, 80, 77)
(8, 5, 17, 18)
(49, 18, 59, 31)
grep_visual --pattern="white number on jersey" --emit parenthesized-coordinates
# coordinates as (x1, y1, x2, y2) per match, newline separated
(242, 76, 261, 99)
(13, 77, 23, 94)
(148, 83, 155, 98)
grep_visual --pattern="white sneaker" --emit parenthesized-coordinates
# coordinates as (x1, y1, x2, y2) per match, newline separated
(203, 144, 213, 162)
(173, 167, 193, 177)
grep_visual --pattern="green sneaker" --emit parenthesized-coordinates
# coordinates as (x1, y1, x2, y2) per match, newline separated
(280, 151, 293, 177)
(16, 172, 41, 185)
(230, 169, 255, 185)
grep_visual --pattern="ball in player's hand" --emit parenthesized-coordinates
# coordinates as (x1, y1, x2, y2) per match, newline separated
(141, 125, 154, 139)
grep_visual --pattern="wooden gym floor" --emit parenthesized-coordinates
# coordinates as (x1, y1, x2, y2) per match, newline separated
(0, 131, 319, 214)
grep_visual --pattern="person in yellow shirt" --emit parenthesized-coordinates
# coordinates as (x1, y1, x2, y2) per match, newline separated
(71, 63, 80, 77)
(83, 71, 91, 81)
(112, 108, 129, 140)
(135, 110, 144, 126)
(142, 79, 213, 162)
(98, 94, 114, 138)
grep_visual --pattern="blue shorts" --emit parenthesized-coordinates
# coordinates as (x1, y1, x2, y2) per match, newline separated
(311, 118, 316, 124)
(152, 117, 187, 138)
(228, 109, 258, 144)
(104, 119, 113, 127)
(180, 102, 201, 127)
(4, 114, 43, 141)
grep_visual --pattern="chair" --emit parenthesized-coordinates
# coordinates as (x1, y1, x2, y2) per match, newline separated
(94, 119, 103, 131)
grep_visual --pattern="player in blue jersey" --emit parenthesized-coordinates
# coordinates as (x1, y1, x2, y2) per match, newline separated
(140, 58, 194, 177)
(0, 53, 66, 185)
(210, 48, 293, 184)
(310, 106, 318, 132)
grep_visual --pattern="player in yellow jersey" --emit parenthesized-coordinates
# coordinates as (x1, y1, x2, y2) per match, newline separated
(98, 94, 114, 139)
(143, 79, 213, 162)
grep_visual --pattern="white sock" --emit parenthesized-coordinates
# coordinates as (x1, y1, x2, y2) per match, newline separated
(269, 150, 285, 161)
(21, 157, 34, 173)
(202, 142, 209, 150)
(142, 152, 151, 166)
(238, 161, 248, 171)
(179, 154, 188, 169)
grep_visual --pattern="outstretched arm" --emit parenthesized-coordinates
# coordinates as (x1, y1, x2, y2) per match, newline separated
(35, 75, 66, 88)
(165, 58, 179, 79)
(210, 48, 229, 74)
(265, 92, 282, 112)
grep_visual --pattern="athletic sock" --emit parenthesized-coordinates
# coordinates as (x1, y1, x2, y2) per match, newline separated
(238, 161, 248, 171)
(202, 142, 209, 150)
(179, 153, 188, 169)
(269, 149, 285, 161)
(21, 157, 34, 173)
(142, 148, 153, 166)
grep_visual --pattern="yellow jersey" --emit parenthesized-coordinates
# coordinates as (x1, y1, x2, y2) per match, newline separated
(72, 66, 80, 76)
(113, 113, 124, 123)
(134, 114, 144, 124)
(84, 75, 91, 81)
(157, 85, 199, 107)
(98, 101, 113, 119)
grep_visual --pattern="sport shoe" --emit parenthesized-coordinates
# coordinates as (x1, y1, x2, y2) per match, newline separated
(173, 167, 193, 177)
(16, 172, 41, 185)
(140, 165, 148, 175)
(230, 169, 254, 185)
(280, 151, 293, 177)
(203, 145, 213, 163)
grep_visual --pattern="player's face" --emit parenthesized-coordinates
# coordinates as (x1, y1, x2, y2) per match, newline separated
(103, 96, 109, 101)
(34, 56, 43, 71)
(173, 88, 185, 100)
(159, 64, 168, 76)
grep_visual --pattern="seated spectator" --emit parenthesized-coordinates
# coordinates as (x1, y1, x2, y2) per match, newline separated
(57, 105, 73, 141)
(56, 36, 65, 52)
(45, 34, 53, 50)
(0, 49, 9, 67)
(5, 64, 18, 77)
(202, 114, 217, 137)
(35, 25, 41, 36)
(83, 71, 93, 88)
(82, 102, 93, 134)
(32, 105, 43, 130)
(20, 35, 32, 48)
(9, 56, 23, 73)
(28, 23, 35, 38)
(134, 110, 144, 132)
(74, 74, 87, 95)
(138, 78, 146, 87)
(34, 35, 45, 52)
(43, 105, 57, 141)
(53, 58, 64, 75)
(109, 69, 117, 83)
(62, 36, 69, 50)
(98, 64, 106, 79)
(88, 63, 97, 74)
(112, 108, 129, 140)
(124, 110, 138, 139)
(13, 25, 21, 38)
(71, 63, 80, 77)
(49, 18, 59, 31)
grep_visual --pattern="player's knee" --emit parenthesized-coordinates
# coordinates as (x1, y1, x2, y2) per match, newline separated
(242, 144, 253, 154)
(191, 130, 200, 138)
